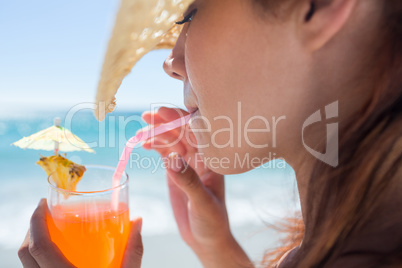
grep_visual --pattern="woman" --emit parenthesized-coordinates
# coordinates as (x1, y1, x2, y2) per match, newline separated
(19, 0, 402, 267)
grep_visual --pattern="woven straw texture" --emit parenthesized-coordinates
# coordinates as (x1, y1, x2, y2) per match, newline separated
(95, 0, 193, 121)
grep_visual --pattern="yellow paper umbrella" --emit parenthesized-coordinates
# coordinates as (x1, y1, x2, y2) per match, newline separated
(12, 118, 95, 154)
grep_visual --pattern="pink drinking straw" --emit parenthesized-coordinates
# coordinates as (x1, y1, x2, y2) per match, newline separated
(112, 114, 192, 210)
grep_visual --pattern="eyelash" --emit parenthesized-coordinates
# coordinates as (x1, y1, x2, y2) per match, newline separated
(175, 9, 198, 25)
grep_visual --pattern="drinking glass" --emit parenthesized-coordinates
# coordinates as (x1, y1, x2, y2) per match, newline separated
(47, 165, 130, 268)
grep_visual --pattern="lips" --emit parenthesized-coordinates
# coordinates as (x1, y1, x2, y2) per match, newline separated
(185, 105, 199, 114)
(184, 83, 198, 115)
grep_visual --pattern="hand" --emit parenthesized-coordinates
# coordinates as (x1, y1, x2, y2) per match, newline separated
(18, 199, 144, 268)
(141, 107, 253, 268)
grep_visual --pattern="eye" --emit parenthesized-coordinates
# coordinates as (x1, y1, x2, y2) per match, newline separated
(175, 9, 198, 25)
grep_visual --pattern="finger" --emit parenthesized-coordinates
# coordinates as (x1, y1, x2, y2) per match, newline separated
(166, 153, 213, 206)
(142, 109, 187, 129)
(139, 112, 183, 142)
(18, 230, 40, 268)
(29, 199, 73, 267)
(153, 128, 197, 154)
(143, 137, 187, 157)
(168, 153, 226, 202)
(200, 169, 226, 203)
(146, 130, 184, 149)
(166, 175, 193, 242)
(143, 139, 182, 158)
(122, 218, 144, 268)
(142, 138, 167, 151)
(141, 111, 165, 125)
(141, 108, 193, 148)
(158, 107, 189, 121)
(136, 127, 183, 153)
(142, 108, 190, 137)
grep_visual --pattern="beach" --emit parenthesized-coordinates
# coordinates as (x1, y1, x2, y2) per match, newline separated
(0, 109, 299, 267)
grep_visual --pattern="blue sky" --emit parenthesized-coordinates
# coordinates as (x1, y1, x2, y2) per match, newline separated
(0, 0, 184, 115)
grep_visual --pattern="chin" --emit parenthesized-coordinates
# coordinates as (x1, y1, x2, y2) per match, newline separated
(198, 148, 256, 175)
(208, 164, 253, 175)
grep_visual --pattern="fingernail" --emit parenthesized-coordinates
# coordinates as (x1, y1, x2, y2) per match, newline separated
(138, 218, 143, 233)
(167, 152, 184, 173)
(141, 111, 152, 119)
(157, 107, 164, 113)
(38, 198, 45, 206)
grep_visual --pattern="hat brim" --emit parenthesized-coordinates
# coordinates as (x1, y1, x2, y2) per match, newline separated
(94, 0, 193, 121)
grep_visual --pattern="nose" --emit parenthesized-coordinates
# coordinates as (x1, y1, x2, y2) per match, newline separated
(163, 26, 187, 81)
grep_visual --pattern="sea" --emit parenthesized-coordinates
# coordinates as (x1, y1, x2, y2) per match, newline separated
(0, 108, 300, 266)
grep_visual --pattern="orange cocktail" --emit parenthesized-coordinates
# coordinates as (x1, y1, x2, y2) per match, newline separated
(47, 166, 130, 268)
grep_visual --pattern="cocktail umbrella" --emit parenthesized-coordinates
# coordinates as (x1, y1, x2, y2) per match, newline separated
(12, 118, 95, 155)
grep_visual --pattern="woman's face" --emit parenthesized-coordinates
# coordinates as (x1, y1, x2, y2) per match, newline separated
(163, 0, 375, 174)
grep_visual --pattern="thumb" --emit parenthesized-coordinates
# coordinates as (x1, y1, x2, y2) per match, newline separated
(122, 218, 143, 268)
(166, 152, 212, 205)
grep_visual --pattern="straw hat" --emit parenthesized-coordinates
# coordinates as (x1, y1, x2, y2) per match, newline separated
(95, 0, 193, 121)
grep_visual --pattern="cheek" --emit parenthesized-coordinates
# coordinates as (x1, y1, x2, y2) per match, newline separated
(185, 11, 315, 167)
(186, 17, 302, 115)
(186, 31, 283, 158)
(186, 25, 267, 124)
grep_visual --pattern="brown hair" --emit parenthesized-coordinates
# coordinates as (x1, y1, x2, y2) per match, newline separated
(258, 1, 402, 267)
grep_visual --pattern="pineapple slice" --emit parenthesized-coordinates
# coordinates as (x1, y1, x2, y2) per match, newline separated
(37, 155, 86, 192)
